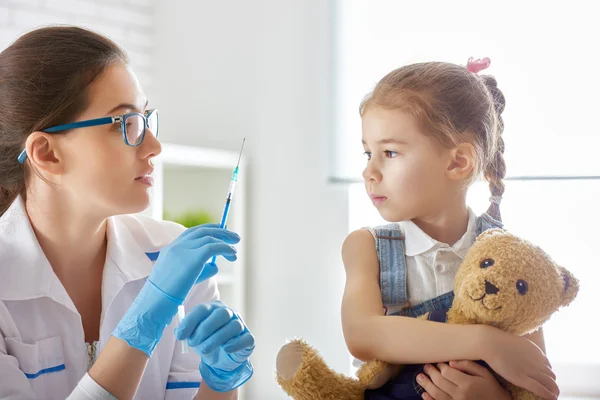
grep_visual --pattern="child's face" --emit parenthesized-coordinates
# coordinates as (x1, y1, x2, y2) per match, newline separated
(361, 107, 456, 222)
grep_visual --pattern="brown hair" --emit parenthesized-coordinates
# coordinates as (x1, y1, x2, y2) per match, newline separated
(0, 26, 128, 216)
(360, 62, 506, 221)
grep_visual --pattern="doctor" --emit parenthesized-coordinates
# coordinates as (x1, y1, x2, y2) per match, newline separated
(0, 26, 254, 399)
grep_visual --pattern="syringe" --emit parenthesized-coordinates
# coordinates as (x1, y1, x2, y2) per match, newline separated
(179, 138, 246, 354)
(210, 138, 244, 264)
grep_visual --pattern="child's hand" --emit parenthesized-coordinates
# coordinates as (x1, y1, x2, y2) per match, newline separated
(483, 327, 558, 400)
(417, 361, 510, 400)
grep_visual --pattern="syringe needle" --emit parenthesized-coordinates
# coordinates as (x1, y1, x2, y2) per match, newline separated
(236, 138, 245, 168)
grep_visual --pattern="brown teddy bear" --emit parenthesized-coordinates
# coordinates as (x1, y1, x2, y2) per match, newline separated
(276, 228, 579, 400)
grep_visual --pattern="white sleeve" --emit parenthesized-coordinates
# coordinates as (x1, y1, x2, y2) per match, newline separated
(65, 374, 118, 400)
(165, 277, 219, 400)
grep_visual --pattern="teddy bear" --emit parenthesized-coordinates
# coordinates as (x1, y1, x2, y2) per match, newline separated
(276, 228, 579, 400)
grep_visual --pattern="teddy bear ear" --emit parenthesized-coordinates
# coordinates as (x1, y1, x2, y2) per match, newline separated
(476, 228, 508, 242)
(558, 266, 579, 308)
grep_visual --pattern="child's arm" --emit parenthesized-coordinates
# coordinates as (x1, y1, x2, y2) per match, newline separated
(341, 229, 559, 400)
(525, 327, 546, 353)
(341, 229, 487, 364)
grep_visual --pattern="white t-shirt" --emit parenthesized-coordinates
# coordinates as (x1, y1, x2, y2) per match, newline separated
(0, 196, 217, 399)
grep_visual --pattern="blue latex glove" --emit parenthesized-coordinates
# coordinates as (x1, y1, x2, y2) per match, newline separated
(113, 225, 240, 357)
(175, 301, 255, 392)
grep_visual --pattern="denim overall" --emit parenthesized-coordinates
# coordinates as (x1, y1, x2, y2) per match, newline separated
(364, 213, 503, 400)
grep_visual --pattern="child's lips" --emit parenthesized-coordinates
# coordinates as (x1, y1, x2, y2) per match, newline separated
(370, 194, 388, 206)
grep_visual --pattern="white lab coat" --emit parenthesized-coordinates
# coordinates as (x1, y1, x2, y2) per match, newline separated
(0, 196, 217, 399)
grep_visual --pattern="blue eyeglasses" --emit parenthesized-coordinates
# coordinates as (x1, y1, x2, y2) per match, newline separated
(17, 109, 159, 164)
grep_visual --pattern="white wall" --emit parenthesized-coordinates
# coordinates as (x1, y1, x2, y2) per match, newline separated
(153, 1, 350, 399)
(0, 0, 155, 92)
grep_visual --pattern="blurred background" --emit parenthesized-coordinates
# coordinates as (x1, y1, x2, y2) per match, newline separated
(1, 0, 598, 398)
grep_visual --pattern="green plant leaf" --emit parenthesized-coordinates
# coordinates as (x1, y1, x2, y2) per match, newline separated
(163, 209, 216, 228)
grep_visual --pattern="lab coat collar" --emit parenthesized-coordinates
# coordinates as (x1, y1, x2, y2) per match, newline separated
(0, 196, 76, 312)
(105, 214, 156, 283)
(0, 196, 156, 308)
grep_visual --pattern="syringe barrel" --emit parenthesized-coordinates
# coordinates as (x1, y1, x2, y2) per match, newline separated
(227, 179, 237, 197)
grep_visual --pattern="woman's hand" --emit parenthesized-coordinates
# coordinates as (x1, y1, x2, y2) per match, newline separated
(176, 301, 255, 392)
(113, 225, 239, 357)
(148, 224, 239, 301)
(91, 226, 240, 400)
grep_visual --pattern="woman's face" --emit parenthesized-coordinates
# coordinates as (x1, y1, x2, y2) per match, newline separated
(32, 63, 161, 217)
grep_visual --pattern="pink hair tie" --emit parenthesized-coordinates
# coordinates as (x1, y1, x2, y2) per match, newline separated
(466, 57, 491, 74)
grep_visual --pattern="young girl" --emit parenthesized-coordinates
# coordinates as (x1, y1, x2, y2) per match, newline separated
(0, 27, 253, 399)
(341, 58, 559, 400)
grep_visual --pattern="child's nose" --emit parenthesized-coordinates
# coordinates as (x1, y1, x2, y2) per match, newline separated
(362, 162, 382, 183)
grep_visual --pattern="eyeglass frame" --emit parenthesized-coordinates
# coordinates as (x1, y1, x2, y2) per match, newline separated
(17, 108, 159, 164)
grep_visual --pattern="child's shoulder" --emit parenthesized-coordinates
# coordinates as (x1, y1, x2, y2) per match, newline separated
(343, 228, 375, 248)
(342, 223, 405, 261)
(344, 222, 402, 243)
(342, 229, 378, 267)
(341, 229, 383, 279)
(365, 222, 404, 241)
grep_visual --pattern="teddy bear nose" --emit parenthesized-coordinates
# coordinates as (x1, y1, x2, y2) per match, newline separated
(485, 280, 500, 295)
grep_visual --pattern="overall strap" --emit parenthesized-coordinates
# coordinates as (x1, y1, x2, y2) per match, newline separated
(373, 223, 408, 308)
(476, 212, 504, 235)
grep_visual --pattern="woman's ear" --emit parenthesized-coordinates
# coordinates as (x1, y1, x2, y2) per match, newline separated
(446, 142, 475, 181)
(25, 131, 64, 176)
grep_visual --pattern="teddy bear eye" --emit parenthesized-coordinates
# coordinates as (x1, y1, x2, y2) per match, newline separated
(480, 258, 495, 269)
(516, 280, 528, 295)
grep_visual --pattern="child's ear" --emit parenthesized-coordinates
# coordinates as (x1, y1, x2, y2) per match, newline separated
(558, 266, 579, 308)
(446, 143, 475, 181)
